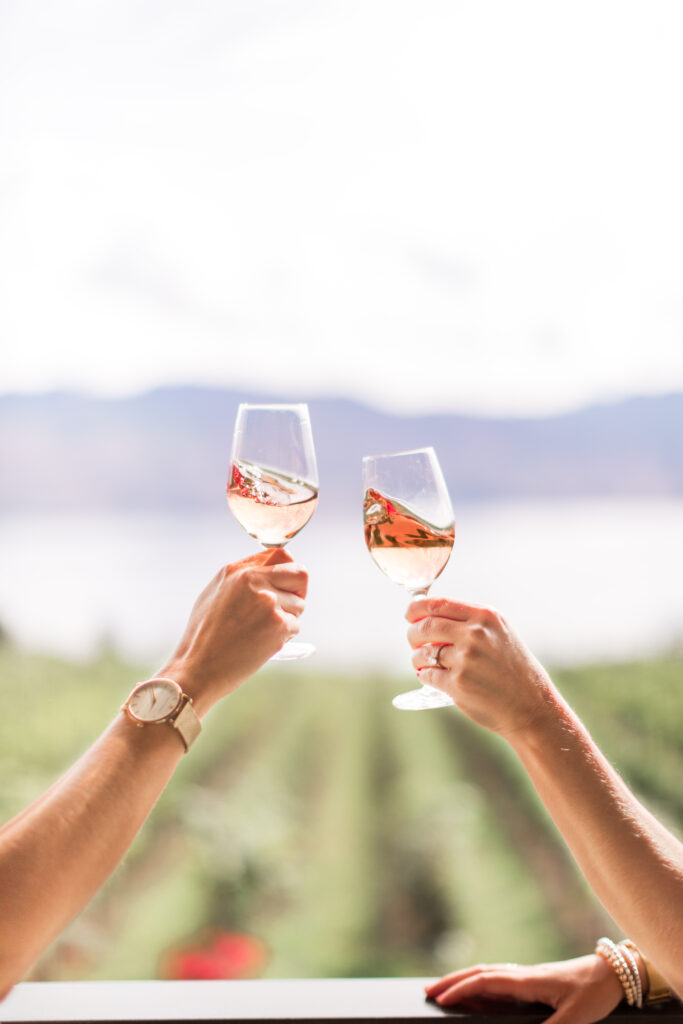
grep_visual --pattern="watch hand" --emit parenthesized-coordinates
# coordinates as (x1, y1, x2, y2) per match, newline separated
(151, 687, 157, 706)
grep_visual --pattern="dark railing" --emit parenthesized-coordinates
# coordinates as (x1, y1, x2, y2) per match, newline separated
(1, 980, 682, 1024)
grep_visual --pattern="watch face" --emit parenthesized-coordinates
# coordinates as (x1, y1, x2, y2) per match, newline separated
(127, 680, 182, 723)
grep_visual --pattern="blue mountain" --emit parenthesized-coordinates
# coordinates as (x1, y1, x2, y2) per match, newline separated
(1, 388, 682, 511)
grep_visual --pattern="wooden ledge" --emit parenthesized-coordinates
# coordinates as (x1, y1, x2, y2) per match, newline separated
(1, 980, 681, 1023)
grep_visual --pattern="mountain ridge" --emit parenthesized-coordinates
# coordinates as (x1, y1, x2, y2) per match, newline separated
(1, 388, 682, 511)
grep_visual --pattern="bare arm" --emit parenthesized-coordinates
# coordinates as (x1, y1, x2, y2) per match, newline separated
(510, 689, 683, 983)
(407, 598, 683, 996)
(0, 548, 308, 998)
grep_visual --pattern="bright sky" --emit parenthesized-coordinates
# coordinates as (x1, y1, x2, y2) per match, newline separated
(1, 0, 682, 416)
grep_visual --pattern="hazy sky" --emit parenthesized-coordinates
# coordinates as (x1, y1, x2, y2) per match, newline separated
(1, 0, 682, 415)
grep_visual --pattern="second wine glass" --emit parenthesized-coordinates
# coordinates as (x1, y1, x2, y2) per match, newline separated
(362, 447, 455, 709)
(227, 403, 318, 660)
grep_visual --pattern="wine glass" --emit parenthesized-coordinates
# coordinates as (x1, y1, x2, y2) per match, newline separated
(362, 447, 455, 709)
(227, 403, 318, 660)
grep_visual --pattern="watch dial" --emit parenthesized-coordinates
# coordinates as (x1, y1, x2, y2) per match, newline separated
(129, 681, 181, 723)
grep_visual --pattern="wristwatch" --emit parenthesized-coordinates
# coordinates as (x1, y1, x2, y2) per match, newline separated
(643, 955, 674, 1005)
(122, 677, 202, 753)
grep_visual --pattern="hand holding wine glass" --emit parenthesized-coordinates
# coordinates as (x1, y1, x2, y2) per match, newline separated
(362, 447, 455, 709)
(227, 403, 318, 660)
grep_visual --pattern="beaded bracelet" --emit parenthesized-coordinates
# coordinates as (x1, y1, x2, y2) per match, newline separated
(622, 939, 674, 1005)
(618, 940, 644, 1008)
(618, 937, 647, 1003)
(595, 937, 642, 1007)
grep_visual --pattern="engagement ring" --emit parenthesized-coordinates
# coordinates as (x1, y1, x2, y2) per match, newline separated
(426, 644, 448, 669)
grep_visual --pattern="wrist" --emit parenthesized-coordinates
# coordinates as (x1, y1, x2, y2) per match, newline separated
(153, 659, 219, 720)
(503, 683, 576, 753)
(122, 676, 202, 753)
(590, 951, 629, 1003)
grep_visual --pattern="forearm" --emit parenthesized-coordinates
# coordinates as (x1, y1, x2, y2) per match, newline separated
(0, 552, 307, 999)
(508, 694, 683, 995)
(0, 713, 184, 994)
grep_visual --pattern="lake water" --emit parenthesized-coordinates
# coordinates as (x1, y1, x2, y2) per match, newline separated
(1, 499, 683, 672)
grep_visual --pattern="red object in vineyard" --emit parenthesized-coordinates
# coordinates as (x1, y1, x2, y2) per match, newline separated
(161, 929, 268, 980)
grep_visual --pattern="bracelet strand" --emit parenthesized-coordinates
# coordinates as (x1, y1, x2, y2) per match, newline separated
(595, 937, 639, 1006)
(618, 941, 643, 1008)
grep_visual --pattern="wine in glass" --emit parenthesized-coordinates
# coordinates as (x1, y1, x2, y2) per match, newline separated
(227, 403, 318, 660)
(362, 447, 455, 709)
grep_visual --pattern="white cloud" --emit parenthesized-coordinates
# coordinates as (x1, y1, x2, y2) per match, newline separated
(1, 0, 682, 414)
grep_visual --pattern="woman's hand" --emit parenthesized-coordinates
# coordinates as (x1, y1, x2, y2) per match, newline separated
(159, 548, 308, 715)
(406, 598, 558, 739)
(425, 955, 624, 1024)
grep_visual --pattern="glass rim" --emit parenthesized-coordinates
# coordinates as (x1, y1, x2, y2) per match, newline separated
(237, 402, 310, 413)
(362, 446, 436, 462)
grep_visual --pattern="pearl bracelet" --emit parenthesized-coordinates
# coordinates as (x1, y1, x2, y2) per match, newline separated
(621, 939, 674, 1006)
(618, 940, 643, 1008)
(595, 937, 643, 1008)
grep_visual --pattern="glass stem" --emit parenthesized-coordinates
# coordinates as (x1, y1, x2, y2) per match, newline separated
(408, 587, 434, 688)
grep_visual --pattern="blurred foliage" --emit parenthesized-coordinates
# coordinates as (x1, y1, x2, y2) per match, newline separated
(0, 649, 680, 981)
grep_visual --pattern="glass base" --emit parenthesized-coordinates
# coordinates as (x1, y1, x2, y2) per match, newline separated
(270, 640, 316, 662)
(392, 683, 454, 711)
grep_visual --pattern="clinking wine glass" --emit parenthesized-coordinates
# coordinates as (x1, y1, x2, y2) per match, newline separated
(362, 447, 455, 709)
(227, 403, 318, 660)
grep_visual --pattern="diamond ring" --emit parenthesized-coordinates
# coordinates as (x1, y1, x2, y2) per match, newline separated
(425, 644, 448, 669)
